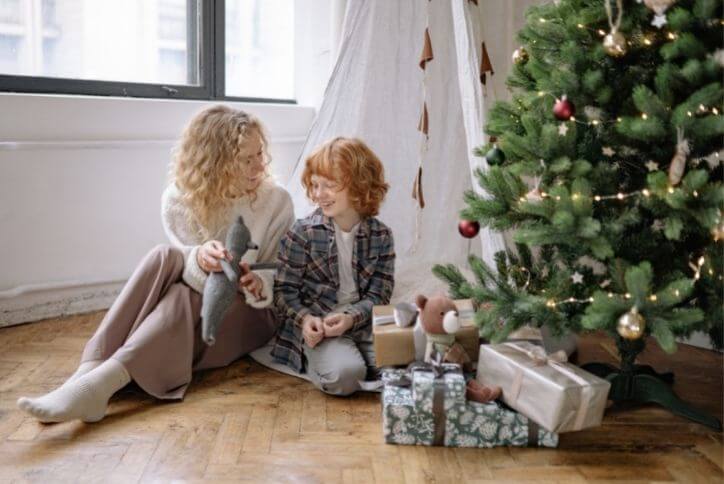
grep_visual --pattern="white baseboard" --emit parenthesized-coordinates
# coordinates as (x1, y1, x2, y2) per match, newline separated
(0, 280, 125, 327)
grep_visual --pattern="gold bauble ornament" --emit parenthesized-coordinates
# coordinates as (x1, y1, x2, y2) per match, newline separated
(617, 307, 646, 340)
(643, 0, 676, 15)
(603, 30, 628, 57)
(512, 47, 529, 65)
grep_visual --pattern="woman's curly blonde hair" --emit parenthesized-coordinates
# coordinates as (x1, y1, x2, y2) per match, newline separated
(171, 105, 270, 239)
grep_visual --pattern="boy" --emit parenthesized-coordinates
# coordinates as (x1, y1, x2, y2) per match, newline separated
(272, 137, 395, 395)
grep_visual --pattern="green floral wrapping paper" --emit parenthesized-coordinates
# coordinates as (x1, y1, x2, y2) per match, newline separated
(382, 368, 558, 448)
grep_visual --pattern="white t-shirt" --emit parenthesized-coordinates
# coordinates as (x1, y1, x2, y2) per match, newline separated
(332, 220, 360, 312)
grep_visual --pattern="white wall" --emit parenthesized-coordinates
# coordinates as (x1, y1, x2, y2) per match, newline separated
(0, 95, 315, 326)
(0, 0, 336, 326)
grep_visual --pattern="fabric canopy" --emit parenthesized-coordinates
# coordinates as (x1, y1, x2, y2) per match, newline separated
(285, 0, 506, 302)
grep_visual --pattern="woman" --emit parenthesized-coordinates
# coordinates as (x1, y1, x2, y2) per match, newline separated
(17, 105, 294, 423)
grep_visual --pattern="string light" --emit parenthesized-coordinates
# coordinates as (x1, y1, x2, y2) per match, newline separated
(534, 91, 714, 129)
(521, 185, 696, 205)
(546, 296, 595, 308)
(690, 256, 706, 280)
(530, 259, 715, 310)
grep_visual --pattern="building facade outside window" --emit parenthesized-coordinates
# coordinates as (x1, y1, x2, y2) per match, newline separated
(0, 0, 295, 102)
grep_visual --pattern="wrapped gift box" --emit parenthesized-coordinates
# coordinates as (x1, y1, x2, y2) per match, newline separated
(381, 365, 558, 448)
(477, 342, 611, 433)
(373, 299, 479, 367)
(507, 325, 578, 357)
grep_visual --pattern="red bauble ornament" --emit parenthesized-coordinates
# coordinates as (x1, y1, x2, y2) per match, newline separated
(458, 219, 480, 238)
(553, 96, 575, 121)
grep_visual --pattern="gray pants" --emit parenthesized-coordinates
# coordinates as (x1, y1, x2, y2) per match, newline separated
(303, 331, 375, 396)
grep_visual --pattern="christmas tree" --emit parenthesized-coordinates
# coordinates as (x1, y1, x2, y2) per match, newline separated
(434, 0, 723, 429)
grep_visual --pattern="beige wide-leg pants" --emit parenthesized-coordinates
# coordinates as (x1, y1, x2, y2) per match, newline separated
(81, 244, 277, 399)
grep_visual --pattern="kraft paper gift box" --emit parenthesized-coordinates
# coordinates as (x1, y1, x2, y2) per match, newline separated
(477, 342, 611, 433)
(373, 299, 479, 367)
(381, 364, 559, 448)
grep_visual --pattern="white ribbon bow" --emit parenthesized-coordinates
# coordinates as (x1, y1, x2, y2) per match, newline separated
(504, 342, 591, 431)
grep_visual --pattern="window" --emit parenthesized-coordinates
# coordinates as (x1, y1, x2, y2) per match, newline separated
(0, 0, 295, 102)
(225, 0, 294, 100)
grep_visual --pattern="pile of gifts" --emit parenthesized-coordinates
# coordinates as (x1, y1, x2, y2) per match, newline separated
(374, 298, 611, 448)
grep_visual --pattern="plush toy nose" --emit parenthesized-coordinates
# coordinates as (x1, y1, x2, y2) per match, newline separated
(442, 310, 460, 334)
(247, 241, 258, 250)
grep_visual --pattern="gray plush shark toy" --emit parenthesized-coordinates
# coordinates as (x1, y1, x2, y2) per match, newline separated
(201, 216, 277, 345)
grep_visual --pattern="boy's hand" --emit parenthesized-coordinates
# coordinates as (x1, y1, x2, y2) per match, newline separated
(302, 315, 324, 348)
(323, 313, 354, 337)
(238, 262, 264, 300)
(197, 240, 231, 273)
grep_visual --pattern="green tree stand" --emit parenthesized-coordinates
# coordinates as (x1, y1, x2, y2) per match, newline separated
(583, 337, 722, 431)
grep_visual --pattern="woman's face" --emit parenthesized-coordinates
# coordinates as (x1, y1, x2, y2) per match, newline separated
(310, 173, 356, 220)
(235, 132, 267, 190)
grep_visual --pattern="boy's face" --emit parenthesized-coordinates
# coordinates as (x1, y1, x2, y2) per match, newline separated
(310, 174, 357, 220)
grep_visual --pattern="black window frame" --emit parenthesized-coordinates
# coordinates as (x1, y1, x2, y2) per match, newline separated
(0, 0, 295, 104)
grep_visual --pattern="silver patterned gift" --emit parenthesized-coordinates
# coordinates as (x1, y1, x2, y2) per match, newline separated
(477, 342, 611, 433)
(381, 362, 558, 448)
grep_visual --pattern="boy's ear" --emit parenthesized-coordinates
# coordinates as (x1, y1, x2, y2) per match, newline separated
(415, 294, 427, 310)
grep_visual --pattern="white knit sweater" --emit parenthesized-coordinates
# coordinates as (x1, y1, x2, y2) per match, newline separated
(161, 179, 294, 308)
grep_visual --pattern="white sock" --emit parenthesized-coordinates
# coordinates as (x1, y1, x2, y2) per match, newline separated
(17, 359, 130, 423)
(67, 360, 103, 383)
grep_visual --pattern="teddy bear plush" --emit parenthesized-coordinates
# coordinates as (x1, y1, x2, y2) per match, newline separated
(415, 293, 501, 403)
(415, 294, 471, 367)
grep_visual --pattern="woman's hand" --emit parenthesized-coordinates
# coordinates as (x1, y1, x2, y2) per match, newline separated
(238, 262, 264, 300)
(302, 315, 325, 348)
(322, 313, 354, 338)
(197, 240, 231, 273)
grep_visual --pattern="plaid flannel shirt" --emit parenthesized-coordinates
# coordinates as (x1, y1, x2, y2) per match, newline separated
(271, 209, 395, 373)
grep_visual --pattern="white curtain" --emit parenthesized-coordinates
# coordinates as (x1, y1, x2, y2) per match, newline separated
(285, 0, 505, 303)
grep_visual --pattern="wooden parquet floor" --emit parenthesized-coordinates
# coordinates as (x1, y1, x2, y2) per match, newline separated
(0, 311, 722, 483)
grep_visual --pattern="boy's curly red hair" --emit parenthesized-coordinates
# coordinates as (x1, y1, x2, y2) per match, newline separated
(301, 137, 389, 217)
